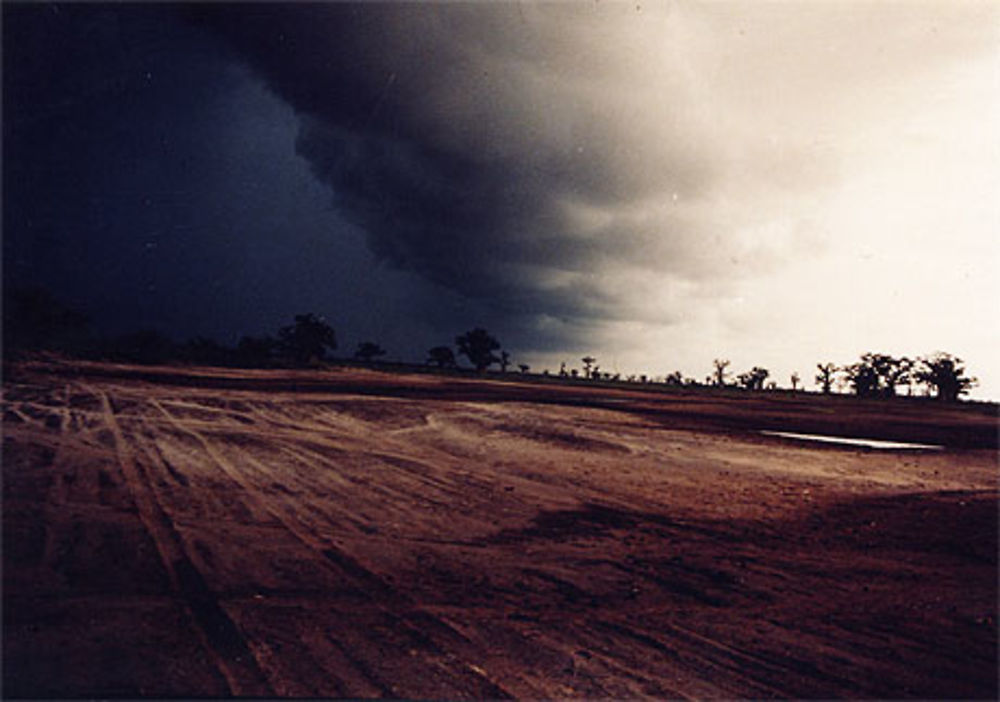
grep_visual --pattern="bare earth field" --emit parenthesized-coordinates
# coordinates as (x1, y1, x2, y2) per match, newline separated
(3, 360, 997, 699)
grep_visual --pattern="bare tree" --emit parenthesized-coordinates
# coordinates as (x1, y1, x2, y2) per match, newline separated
(713, 358, 731, 387)
(815, 362, 837, 393)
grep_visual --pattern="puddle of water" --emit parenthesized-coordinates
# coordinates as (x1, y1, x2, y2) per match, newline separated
(760, 430, 943, 450)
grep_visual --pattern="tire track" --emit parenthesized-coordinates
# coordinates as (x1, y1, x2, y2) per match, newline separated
(521, 625, 700, 699)
(148, 396, 515, 698)
(153, 399, 460, 558)
(593, 619, 789, 698)
(2, 403, 39, 427)
(84, 385, 272, 696)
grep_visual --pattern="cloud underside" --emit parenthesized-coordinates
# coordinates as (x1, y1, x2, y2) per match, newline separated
(192, 4, 791, 333)
(192, 2, 995, 352)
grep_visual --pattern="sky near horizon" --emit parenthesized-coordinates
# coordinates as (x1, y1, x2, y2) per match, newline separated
(4, 2, 998, 397)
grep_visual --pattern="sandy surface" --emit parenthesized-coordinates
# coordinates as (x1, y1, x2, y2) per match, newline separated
(3, 361, 997, 698)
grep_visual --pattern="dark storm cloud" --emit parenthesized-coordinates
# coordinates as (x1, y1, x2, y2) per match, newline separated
(4, 2, 447, 353)
(188, 3, 725, 336)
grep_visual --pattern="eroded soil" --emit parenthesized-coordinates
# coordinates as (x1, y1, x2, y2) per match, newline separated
(3, 361, 997, 698)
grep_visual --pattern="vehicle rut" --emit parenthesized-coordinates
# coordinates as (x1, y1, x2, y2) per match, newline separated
(85, 385, 272, 696)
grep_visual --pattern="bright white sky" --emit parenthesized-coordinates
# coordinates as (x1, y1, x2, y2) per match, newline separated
(514, 1, 999, 398)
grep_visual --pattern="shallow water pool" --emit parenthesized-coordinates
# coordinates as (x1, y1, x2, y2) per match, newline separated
(760, 430, 943, 450)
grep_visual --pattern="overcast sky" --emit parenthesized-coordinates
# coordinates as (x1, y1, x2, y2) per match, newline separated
(4, 2, 998, 397)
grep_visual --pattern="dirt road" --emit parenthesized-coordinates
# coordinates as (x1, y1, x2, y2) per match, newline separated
(3, 361, 997, 698)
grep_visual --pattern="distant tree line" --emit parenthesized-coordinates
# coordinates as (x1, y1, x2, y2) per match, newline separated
(2, 286, 980, 403)
(815, 352, 976, 402)
(3, 287, 527, 374)
(546, 351, 977, 403)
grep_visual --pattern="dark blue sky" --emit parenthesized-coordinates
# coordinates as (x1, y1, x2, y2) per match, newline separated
(5, 3, 996, 394)
(4, 3, 495, 360)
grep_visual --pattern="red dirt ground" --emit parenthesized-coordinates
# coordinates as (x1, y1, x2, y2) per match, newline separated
(3, 359, 997, 698)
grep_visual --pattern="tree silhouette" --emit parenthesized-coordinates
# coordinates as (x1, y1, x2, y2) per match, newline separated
(427, 346, 456, 369)
(355, 341, 386, 363)
(518, 363, 530, 374)
(843, 359, 879, 397)
(843, 353, 912, 398)
(713, 359, 731, 387)
(455, 328, 501, 371)
(581, 356, 596, 379)
(499, 350, 511, 373)
(278, 313, 337, 365)
(737, 366, 769, 391)
(665, 371, 684, 386)
(915, 353, 976, 402)
(790, 372, 800, 391)
(815, 362, 837, 393)
(866, 353, 912, 397)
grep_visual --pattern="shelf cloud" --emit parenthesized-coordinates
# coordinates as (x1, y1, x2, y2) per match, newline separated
(191, 3, 824, 342)
(7, 2, 995, 394)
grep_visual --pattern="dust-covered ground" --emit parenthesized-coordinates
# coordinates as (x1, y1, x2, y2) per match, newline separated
(3, 360, 997, 698)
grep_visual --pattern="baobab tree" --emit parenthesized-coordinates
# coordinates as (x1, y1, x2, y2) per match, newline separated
(867, 353, 912, 397)
(843, 353, 912, 398)
(737, 366, 769, 391)
(815, 362, 837, 393)
(278, 313, 337, 365)
(915, 353, 977, 401)
(455, 328, 501, 371)
(713, 358, 731, 387)
(843, 359, 880, 397)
